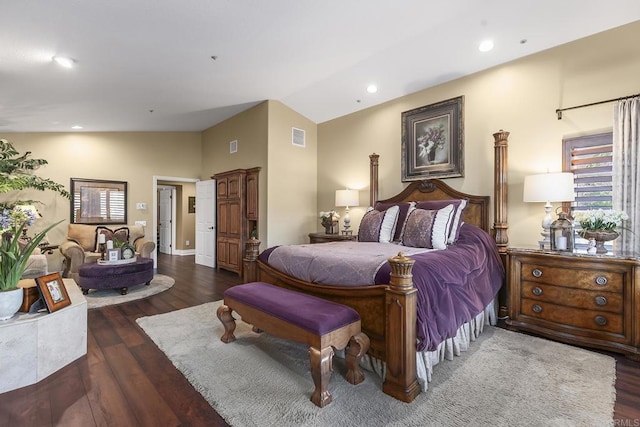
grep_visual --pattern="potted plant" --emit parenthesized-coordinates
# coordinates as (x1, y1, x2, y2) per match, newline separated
(574, 208, 629, 254)
(0, 139, 69, 319)
(0, 207, 62, 319)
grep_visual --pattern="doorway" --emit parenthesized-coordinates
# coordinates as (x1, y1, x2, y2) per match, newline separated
(152, 176, 199, 268)
(158, 186, 175, 254)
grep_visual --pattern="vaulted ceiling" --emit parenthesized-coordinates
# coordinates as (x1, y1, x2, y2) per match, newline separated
(2, 1, 640, 132)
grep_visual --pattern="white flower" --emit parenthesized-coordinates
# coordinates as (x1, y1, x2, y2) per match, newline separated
(573, 209, 628, 231)
(319, 210, 340, 220)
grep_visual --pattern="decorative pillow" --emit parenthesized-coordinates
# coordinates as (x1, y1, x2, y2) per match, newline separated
(358, 205, 400, 243)
(415, 199, 468, 243)
(401, 204, 455, 249)
(373, 201, 415, 242)
(94, 226, 130, 251)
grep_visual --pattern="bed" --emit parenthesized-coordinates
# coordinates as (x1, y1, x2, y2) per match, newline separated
(243, 131, 510, 402)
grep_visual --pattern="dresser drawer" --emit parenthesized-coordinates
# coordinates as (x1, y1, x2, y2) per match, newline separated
(520, 262, 623, 293)
(521, 298, 623, 334)
(521, 281, 623, 313)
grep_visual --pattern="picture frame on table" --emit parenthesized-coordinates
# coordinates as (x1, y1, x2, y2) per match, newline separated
(36, 272, 71, 313)
(107, 248, 121, 261)
(401, 96, 464, 181)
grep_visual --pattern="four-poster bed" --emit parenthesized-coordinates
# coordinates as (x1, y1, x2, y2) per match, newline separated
(243, 130, 510, 402)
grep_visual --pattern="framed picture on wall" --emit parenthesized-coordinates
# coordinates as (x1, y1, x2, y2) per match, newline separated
(401, 96, 464, 181)
(188, 196, 196, 213)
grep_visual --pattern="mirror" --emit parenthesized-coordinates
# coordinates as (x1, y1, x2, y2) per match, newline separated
(70, 178, 127, 224)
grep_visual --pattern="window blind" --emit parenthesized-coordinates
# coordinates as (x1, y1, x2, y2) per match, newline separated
(562, 132, 613, 213)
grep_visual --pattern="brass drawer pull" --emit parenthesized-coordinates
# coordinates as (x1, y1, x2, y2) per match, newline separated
(532, 268, 543, 278)
(595, 276, 608, 286)
(532, 287, 543, 296)
(594, 315, 607, 326)
(594, 296, 608, 306)
(532, 304, 543, 313)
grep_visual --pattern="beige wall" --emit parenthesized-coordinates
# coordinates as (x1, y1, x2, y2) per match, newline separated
(318, 20, 640, 247)
(267, 100, 318, 245)
(201, 101, 269, 245)
(4, 132, 202, 270)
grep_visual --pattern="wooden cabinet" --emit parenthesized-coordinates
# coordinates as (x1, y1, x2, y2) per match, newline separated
(213, 168, 260, 276)
(507, 248, 640, 361)
(308, 232, 357, 244)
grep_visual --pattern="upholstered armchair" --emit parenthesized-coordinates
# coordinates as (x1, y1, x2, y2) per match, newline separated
(60, 224, 156, 283)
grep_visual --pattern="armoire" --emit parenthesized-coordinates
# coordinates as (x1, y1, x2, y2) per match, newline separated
(212, 167, 260, 276)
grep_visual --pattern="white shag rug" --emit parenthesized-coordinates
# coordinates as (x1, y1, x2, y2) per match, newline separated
(137, 301, 616, 426)
(83, 274, 174, 309)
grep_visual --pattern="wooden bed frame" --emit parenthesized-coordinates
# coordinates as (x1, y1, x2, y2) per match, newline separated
(243, 130, 510, 403)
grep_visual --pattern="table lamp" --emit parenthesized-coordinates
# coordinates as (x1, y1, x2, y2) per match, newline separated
(335, 189, 359, 235)
(523, 172, 575, 249)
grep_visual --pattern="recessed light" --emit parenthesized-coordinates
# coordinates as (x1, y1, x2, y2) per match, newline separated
(52, 56, 76, 68)
(366, 84, 378, 94)
(71, 125, 83, 130)
(478, 40, 494, 52)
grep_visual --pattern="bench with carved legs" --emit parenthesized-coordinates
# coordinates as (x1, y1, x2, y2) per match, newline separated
(216, 281, 370, 407)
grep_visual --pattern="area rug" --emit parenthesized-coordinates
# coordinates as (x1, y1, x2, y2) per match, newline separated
(84, 274, 175, 309)
(137, 301, 616, 426)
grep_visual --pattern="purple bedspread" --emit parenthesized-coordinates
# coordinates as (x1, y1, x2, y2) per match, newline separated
(259, 223, 504, 352)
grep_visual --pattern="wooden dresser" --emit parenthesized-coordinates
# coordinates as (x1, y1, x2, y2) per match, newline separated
(213, 167, 260, 276)
(507, 248, 640, 361)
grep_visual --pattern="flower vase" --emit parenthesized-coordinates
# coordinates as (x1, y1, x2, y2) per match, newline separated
(581, 230, 619, 254)
(0, 288, 23, 321)
(323, 221, 338, 235)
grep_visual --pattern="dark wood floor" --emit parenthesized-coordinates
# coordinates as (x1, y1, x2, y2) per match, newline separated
(0, 254, 638, 426)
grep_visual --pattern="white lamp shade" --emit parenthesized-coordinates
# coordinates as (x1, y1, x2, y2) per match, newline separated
(335, 189, 359, 207)
(523, 173, 575, 203)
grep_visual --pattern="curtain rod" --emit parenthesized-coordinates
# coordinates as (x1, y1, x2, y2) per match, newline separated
(555, 92, 640, 120)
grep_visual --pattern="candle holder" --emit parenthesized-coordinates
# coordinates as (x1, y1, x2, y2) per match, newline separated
(99, 243, 106, 260)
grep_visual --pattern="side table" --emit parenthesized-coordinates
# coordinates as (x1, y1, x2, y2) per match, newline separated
(309, 232, 357, 244)
(506, 247, 640, 361)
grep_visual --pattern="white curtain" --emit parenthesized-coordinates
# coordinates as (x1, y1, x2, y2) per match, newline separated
(613, 96, 640, 253)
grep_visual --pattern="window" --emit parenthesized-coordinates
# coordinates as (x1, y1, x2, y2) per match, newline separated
(562, 132, 613, 246)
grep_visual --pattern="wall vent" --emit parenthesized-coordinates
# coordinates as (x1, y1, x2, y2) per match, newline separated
(292, 127, 305, 147)
(229, 139, 238, 153)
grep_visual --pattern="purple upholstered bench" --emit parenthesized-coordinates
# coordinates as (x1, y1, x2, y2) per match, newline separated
(216, 281, 370, 408)
(77, 257, 154, 296)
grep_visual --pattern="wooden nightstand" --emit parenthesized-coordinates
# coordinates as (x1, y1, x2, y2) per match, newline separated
(308, 232, 357, 244)
(506, 248, 640, 361)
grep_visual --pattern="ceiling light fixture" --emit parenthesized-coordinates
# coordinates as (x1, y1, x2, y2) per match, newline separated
(366, 84, 378, 94)
(71, 125, 83, 130)
(478, 40, 494, 52)
(52, 56, 76, 68)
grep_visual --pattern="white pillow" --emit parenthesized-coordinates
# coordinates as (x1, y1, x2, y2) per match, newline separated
(432, 204, 455, 249)
(447, 199, 468, 243)
(379, 205, 400, 243)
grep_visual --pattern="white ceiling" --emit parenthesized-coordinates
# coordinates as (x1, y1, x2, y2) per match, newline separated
(2, 1, 640, 133)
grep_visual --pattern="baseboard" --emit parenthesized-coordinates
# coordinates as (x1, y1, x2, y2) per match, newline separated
(170, 249, 196, 256)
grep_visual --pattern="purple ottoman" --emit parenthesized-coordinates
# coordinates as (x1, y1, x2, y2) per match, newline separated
(78, 257, 154, 296)
(216, 281, 370, 408)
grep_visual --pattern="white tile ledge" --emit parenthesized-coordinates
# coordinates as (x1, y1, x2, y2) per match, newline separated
(0, 279, 87, 394)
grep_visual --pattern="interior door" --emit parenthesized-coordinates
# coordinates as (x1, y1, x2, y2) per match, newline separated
(159, 187, 173, 254)
(195, 179, 216, 268)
